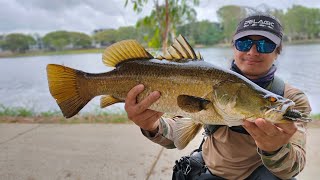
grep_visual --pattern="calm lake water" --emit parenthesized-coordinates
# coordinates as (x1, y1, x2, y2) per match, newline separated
(0, 44, 319, 114)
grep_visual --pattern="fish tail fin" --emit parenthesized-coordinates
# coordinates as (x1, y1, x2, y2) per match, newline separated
(173, 118, 203, 150)
(46, 64, 92, 118)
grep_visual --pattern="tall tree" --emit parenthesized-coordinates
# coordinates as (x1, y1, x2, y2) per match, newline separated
(3, 33, 36, 53)
(69, 32, 92, 48)
(125, 0, 199, 52)
(284, 5, 320, 40)
(92, 29, 118, 46)
(117, 26, 139, 41)
(43, 31, 91, 50)
(217, 5, 247, 43)
(43, 31, 71, 51)
(177, 20, 223, 46)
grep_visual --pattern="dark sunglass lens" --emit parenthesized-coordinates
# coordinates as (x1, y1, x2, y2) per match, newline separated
(235, 39, 253, 52)
(257, 40, 276, 53)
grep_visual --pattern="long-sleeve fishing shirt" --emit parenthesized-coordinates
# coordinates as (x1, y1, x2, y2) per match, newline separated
(141, 83, 312, 179)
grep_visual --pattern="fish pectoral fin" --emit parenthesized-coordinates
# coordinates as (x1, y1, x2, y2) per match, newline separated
(177, 95, 211, 113)
(100, 95, 123, 108)
(173, 118, 203, 150)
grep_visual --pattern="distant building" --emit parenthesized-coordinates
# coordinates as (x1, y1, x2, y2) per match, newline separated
(29, 34, 44, 51)
(0, 35, 5, 52)
(93, 28, 108, 34)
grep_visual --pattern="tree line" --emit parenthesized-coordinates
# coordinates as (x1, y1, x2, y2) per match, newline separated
(0, 5, 319, 54)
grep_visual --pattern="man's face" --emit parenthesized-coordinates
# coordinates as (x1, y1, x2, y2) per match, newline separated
(233, 35, 278, 79)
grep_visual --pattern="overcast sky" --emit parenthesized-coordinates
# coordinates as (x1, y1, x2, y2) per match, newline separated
(0, 0, 319, 36)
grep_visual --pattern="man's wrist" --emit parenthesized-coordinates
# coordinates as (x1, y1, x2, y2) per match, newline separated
(147, 126, 159, 137)
(259, 147, 282, 156)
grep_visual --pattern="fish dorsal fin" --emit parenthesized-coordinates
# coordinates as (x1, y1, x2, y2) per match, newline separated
(102, 40, 153, 67)
(156, 34, 203, 62)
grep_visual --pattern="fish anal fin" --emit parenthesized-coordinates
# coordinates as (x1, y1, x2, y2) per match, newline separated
(100, 95, 123, 108)
(102, 40, 153, 67)
(173, 118, 202, 150)
(177, 95, 211, 113)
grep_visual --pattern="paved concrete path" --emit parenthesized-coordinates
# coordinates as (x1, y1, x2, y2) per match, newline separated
(0, 124, 318, 180)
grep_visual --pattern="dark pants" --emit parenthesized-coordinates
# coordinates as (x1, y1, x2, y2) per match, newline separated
(173, 151, 297, 180)
(195, 165, 297, 180)
(194, 165, 296, 180)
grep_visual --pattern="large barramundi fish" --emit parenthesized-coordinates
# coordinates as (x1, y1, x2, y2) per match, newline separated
(47, 35, 310, 149)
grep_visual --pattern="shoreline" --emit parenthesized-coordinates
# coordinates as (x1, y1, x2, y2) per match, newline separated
(0, 114, 131, 124)
(1, 115, 319, 128)
(1, 40, 319, 58)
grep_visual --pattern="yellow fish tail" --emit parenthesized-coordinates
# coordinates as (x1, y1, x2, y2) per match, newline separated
(46, 64, 91, 118)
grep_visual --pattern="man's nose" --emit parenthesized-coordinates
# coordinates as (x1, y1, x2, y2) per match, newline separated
(247, 44, 259, 56)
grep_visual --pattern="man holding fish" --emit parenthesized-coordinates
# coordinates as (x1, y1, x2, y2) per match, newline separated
(125, 13, 312, 179)
(47, 11, 312, 180)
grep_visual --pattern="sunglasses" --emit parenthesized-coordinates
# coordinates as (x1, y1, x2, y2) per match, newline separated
(234, 37, 277, 53)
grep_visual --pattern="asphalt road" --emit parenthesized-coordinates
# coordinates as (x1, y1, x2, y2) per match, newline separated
(0, 124, 318, 180)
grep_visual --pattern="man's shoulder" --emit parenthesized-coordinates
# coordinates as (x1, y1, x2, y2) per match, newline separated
(284, 83, 307, 100)
(284, 83, 312, 114)
(284, 83, 304, 94)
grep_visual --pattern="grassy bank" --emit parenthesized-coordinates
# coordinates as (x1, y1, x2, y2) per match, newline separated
(1, 40, 319, 58)
(0, 105, 319, 126)
(0, 105, 130, 124)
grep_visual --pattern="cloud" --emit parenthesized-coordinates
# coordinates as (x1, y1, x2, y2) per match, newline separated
(0, 0, 319, 35)
(0, 0, 149, 35)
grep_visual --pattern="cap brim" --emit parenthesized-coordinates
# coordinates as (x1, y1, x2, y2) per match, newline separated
(233, 30, 281, 45)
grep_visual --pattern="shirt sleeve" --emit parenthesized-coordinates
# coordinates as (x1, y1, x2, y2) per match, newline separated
(258, 126, 306, 179)
(259, 84, 311, 179)
(140, 116, 179, 149)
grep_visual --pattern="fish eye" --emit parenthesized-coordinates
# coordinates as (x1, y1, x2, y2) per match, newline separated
(268, 97, 277, 102)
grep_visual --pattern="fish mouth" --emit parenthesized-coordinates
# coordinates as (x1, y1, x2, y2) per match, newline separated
(277, 100, 312, 122)
(264, 99, 295, 122)
(283, 109, 312, 122)
(280, 99, 296, 113)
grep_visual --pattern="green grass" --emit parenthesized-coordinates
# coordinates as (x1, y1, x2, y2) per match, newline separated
(311, 114, 320, 120)
(0, 104, 34, 117)
(0, 104, 130, 124)
(0, 104, 319, 125)
(39, 110, 62, 117)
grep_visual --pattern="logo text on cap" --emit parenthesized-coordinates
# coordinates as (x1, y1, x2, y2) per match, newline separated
(243, 19, 274, 29)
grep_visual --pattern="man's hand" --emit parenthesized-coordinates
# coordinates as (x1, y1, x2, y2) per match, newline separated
(125, 84, 164, 132)
(243, 118, 297, 153)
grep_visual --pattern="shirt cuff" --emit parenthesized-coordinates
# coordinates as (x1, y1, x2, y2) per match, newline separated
(258, 143, 291, 159)
(141, 127, 159, 139)
(258, 147, 282, 156)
